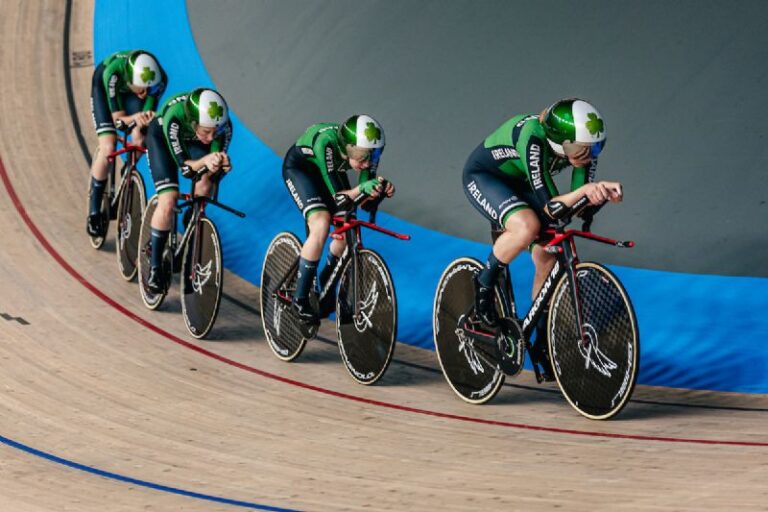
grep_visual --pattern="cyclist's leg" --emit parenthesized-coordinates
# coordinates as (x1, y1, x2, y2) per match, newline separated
(319, 237, 345, 287)
(145, 117, 179, 292)
(529, 244, 557, 380)
(88, 63, 118, 234)
(462, 145, 538, 324)
(282, 146, 335, 323)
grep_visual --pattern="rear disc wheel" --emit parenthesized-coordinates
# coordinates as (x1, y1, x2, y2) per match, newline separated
(433, 257, 505, 404)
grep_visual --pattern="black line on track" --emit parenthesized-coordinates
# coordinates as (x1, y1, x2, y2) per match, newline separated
(63, 0, 91, 166)
(62, 6, 768, 416)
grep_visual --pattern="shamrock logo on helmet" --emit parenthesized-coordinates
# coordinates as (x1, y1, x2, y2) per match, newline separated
(586, 112, 604, 137)
(140, 66, 156, 84)
(208, 101, 224, 122)
(364, 122, 381, 143)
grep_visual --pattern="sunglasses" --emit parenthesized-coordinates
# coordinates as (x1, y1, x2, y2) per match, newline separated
(563, 140, 606, 159)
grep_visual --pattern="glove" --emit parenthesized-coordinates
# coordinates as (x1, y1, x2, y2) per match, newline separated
(359, 178, 381, 196)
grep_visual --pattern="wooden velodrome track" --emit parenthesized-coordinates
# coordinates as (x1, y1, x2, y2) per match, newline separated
(0, 1, 766, 510)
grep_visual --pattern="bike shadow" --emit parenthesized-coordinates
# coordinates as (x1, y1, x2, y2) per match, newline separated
(299, 337, 345, 365)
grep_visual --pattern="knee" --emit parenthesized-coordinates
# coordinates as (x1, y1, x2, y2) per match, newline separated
(98, 136, 116, 156)
(306, 211, 331, 239)
(504, 211, 540, 244)
(155, 194, 177, 219)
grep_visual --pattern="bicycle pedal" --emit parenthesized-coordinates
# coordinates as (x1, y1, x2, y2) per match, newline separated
(298, 319, 319, 339)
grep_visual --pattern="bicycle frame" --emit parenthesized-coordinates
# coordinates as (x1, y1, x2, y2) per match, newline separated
(171, 172, 246, 272)
(272, 200, 410, 317)
(106, 127, 146, 210)
(491, 226, 634, 371)
(325, 207, 409, 318)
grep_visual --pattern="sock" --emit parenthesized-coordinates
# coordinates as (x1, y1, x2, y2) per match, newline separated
(477, 250, 507, 288)
(89, 177, 107, 215)
(295, 257, 319, 300)
(319, 252, 340, 290)
(150, 228, 170, 269)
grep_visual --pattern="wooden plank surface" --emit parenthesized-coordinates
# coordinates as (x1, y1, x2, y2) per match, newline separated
(0, 1, 765, 510)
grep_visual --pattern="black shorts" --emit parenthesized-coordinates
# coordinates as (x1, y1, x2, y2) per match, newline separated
(462, 143, 549, 228)
(90, 63, 145, 136)
(146, 118, 211, 194)
(282, 145, 338, 219)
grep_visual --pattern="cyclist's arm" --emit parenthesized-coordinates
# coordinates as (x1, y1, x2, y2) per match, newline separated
(143, 96, 157, 112)
(312, 140, 343, 195)
(101, 60, 124, 115)
(570, 158, 598, 190)
(520, 133, 558, 207)
(161, 114, 194, 170)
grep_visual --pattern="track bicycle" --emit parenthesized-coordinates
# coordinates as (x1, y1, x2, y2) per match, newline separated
(87, 120, 147, 283)
(137, 165, 245, 338)
(433, 197, 639, 419)
(260, 188, 410, 384)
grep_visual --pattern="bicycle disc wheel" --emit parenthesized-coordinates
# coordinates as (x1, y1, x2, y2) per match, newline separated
(137, 195, 169, 310)
(336, 249, 397, 385)
(116, 169, 146, 281)
(87, 164, 112, 249)
(260, 232, 309, 361)
(181, 218, 223, 339)
(433, 257, 505, 404)
(549, 262, 640, 420)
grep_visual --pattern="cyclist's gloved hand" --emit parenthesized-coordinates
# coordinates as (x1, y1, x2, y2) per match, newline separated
(359, 178, 382, 196)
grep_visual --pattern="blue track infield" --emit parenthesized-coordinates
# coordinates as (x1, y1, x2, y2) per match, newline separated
(94, 0, 768, 393)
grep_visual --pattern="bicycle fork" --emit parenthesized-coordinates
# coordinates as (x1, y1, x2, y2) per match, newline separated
(560, 239, 589, 351)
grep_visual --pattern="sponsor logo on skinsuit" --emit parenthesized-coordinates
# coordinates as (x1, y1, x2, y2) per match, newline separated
(286, 179, 303, 209)
(466, 180, 498, 220)
(529, 143, 542, 189)
(491, 147, 519, 160)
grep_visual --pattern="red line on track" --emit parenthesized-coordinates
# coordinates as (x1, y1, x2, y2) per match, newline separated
(1, 157, 765, 448)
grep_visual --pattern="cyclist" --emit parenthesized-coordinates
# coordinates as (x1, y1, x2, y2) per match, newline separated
(87, 49, 167, 237)
(282, 114, 394, 326)
(144, 88, 233, 293)
(462, 98, 623, 380)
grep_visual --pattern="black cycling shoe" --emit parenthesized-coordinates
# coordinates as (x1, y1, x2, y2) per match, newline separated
(146, 265, 167, 295)
(531, 341, 556, 382)
(86, 212, 105, 237)
(292, 296, 320, 326)
(473, 275, 497, 327)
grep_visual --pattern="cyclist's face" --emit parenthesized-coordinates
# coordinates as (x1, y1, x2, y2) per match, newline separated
(195, 125, 216, 144)
(568, 153, 592, 167)
(129, 84, 148, 99)
(345, 146, 373, 171)
(348, 156, 371, 171)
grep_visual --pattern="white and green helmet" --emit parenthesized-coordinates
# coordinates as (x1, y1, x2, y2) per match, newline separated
(125, 50, 162, 88)
(338, 114, 385, 155)
(185, 88, 229, 131)
(542, 98, 606, 157)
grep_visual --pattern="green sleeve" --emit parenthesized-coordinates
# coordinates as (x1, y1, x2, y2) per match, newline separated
(571, 167, 587, 191)
(143, 96, 156, 111)
(518, 124, 558, 202)
(312, 136, 338, 194)
(162, 103, 190, 168)
(101, 58, 125, 113)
